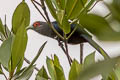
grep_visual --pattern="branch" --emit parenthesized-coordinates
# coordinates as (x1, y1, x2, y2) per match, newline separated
(80, 43, 84, 64)
(24, 57, 39, 71)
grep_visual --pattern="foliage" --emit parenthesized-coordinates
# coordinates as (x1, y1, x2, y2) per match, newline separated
(0, 0, 120, 80)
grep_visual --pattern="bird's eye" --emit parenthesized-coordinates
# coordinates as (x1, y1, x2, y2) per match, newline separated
(33, 22, 40, 28)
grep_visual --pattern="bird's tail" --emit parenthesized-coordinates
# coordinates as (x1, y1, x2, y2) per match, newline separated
(81, 34, 110, 60)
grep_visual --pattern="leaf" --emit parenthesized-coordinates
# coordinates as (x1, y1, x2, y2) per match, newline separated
(45, 0, 57, 20)
(65, 0, 87, 19)
(0, 18, 5, 36)
(107, 0, 120, 22)
(16, 57, 24, 73)
(53, 55, 66, 80)
(62, 16, 71, 34)
(15, 41, 46, 79)
(115, 67, 120, 80)
(53, 55, 62, 69)
(11, 20, 28, 72)
(11, 67, 26, 80)
(54, 65, 66, 80)
(57, 10, 64, 24)
(84, 51, 95, 68)
(80, 0, 95, 13)
(35, 66, 49, 80)
(27, 41, 47, 70)
(56, 10, 70, 34)
(69, 59, 82, 80)
(0, 36, 12, 69)
(46, 57, 57, 80)
(3, 25, 11, 38)
(46, 56, 66, 80)
(0, 64, 3, 74)
(12, 1, 30, 34)
(15, 66, 35, 80)
(79, 14, 120, 41)
(77, 57, 119, 80)
(52, 0, 67, 10)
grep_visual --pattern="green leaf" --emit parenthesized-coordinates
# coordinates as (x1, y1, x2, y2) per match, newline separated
(84, 51, 95, 68)
(80, 0, 95, 13)
(114, 59, 120, 80)
(54, 65, 66, 80)
(53, 55, 66, 80)
(35, 66, 49, 80)
(79, 14, 120, 41)
(16, 57, 24, 73)
(3, 25, 11, 38)
(46, 57, 57, 80)
(77, 57, 119, 80)
(65, 0, 87, 19)
(0, 36, 12, 69)
(115, 67, 120, 80)
(0, 18, 5, 36)
(46, 56, 66, 80)
(0, 64, 3, 74)
(56, 10, 70, 34)
(15, 41, 46, 79)
(15, 66, 35, 80)
(11, 67, 26, 80)
(11, 20, 28, 72)
(45, 0, 57, 20)
(107, 0, 120, 22)
(27, 41, 47, 70)
(57, 10, 64, 25)
(69, 59, 82, 80)
(12, 1, 30, 34)
(54, 55, 62, 69)
(52, 0, 67, 10)
(62, 16, 71, 34)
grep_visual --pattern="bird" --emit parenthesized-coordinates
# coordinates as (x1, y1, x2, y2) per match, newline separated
(28, 21, 110, 59)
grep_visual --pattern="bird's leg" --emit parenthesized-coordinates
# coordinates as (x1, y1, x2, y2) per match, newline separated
(80, 43, 84, 64)
(57, 37, 72, 66)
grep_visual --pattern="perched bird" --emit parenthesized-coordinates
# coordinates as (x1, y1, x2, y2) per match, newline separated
(28, 21, 109, 59)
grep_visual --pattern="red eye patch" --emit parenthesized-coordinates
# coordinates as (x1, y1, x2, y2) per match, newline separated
(33, 22, 41, 28)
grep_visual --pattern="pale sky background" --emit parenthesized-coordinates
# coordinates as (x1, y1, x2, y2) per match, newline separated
(0, 0, 120, 80)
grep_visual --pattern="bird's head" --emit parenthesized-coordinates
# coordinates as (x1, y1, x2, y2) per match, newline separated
(27, 21, 53, 37)
(27, 21, 46, 30)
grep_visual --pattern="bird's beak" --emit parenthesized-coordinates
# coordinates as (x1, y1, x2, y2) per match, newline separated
(26, 25, 34, 30)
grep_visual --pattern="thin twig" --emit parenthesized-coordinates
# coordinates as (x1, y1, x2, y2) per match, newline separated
(33, 0, 42, 7)
(40, 0, 64, 40)
(3, 72, 8, 80)
(80, 43, 84, 64)
(64, 38, 72, 66)
(31, 0, 48, 21)
(104, 12, 112, 18)
(0, 38, 4, 42)
(57, 39, 72, 63)
(24, 57, 39, 71)
(67, 25, 78, 39)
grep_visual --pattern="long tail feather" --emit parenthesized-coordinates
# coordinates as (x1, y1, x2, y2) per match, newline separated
(81, 34, 110, 59)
